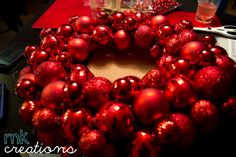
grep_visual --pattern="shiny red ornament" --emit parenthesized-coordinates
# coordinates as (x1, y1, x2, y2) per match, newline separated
(95, 101, 134, 139)
(149, 44, 161, 58)
(60, 108, 92, 143)
(28, 49, 49, 69)
(134, 12, 147, 25)
(23, 45, 37, 58)
(32, 108, 59, 132)
(157, 24, 174, 38)
(40, 35, 60, 53)
(75, 16, 94, 34)
(195, 49, 215, 67)
(201, 34, 216, 47)
(92, 25, 112, 45)
(133, 88, 169, 125)
(124, 17, 137, 31)
(79, 130, 107, 157)
(56, 24, 74, 40)
(19, 100, 41, 124)
(194, 66, 231, 100)
(150, 15, 170, 30)
(180, 41, 206, 61)
(156, 54, 174, 69)
(55, 51, 72, 70)
(174, 20, 193, 33)
(68, 15, 79, 24)
(113, 30, 131, 50)
(170, 113, 195, 149)
(34, 61, 66, 87)
(134, 25, 153, 48)
(82, 77, 111, 110)
(67, 38, 89, 62)
(165, 75, 198, 110)
(163, 34, 183, 55)
(95, 11, 109, 25)
(40, 81, 65, 111)
(16, 79, 38, 100)
(191, 100, 218, 131)
(19, 66, 32, 77)
(40, 28, 54, 39)
(221, 96, 236, 119)
(167, 58, 192, 78)
(178, 30, 199, 44)
(110, 12, 126, 30)
(18, 73, 36, 83)
(210, 45, 228, 56)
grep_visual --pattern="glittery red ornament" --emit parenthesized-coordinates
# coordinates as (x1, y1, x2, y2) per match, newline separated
(40, 35, 60, 53)
(124, 17, 137, 31)
(150, 15, 170, 30)
(40, 28, 54, 39)
(195, 49, 215, 67)
(60, 108, 92, 143)
(40, 81, 65, 111)
(165, 75, 198, 110)
(113, 30, 131, 50)
(157, 24, 174, 38)
(110, 12, 126, 30)
(79, 130, 107, 157)
(67, 38, 89, 62)
(178, 30, 199, 44)
(210, 46, 228, 56)
(34, 61, 66, 87)
(56, 24, 74, 41)
(156, 54, 174, 69)
(201, 34, 216, 47)
(19, 100, 41, 124)
(163, 34, 183, 55)
(134, 25, 153, 48)
(149, 44, 162, 58)
(130, 131, 159, 157)
(23, 45, 37, 58)
(75, 16, 94, 34)
(134, 88, 169, 125)
(194, 66, 231, 100)
(16, 79, 38, 100)
(68, 15, 79, 25)
(174, 20, 193, 33)
(95, 101, 134, 139)
(92, 25, 112, 45)
(191, 100, 218, 131)
(19, 66, 32, 77)
(82, 77, 112, 110)
(32, 108, 59, 132)
(221, 96, 236, 119)
(28, 49, 49, 69)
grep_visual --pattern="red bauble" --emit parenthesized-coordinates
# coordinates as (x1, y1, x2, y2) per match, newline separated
(40, 28, 54, 39)
(95, 101, 134, 139)
(32, 108, 59, 132)
(67, 38, 89, 62)
(82, 77, 112, 110)
(40, 81, 65, 111)
(36, 129, 63, 147)
(178, 30, 199, 44)
(110, 12, 126, 30)
(201, 34, 216, 47)
(168, 58, 192, 78)
(140, 67, 165, 89)
(221, 96, 236, 119)
(157, 24, 174, 38)
(92, 25, 112, 45)
(191, 100, 218, 131)
(16, 79, 38, 100)
(210, 46, 228, 56)
(124, 17, 137, 31)
(180, 41, 206, 61)
(194, 66, 231, 100)
(149, 44, 161, 58)
(133, 88, 169, 125)
(165, 75, 198, 110)
(75, 16, 94, 34)
(195, 49, 215, 67)
(134, 25, 153, 48)
(28, 49, 49, 69)
(23, 45, 37, 58)
(19, 66, 32, 77)
(18, 73, 36, 82)
(56, 24, 74, 40)
(95, 11, 109, 25)
(40, 35, 60, 52)
(55, 51, 72, 69)
(163, 34, 183, 55)
(123, 9, 135, 16)
(79, 33, 92, 44)
(134, 12, 147, 25)
(113, 30, 131, 50)
(34, 61, 66, 87)
(130, 131, 158, 157)
(60, 108, 92, 143)
(174, 20, 193, 33)
(19, 100, 41, 124)
(150, 15, 170, 30)
(156, 54, 174, 69)
(79, 130, 107, 157)
(68, 15, 79, 24)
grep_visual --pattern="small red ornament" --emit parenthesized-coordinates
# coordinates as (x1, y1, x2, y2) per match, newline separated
(124, 17, 137, 31)
(195, 49, 215, 67)
(75, 16, 94, 34)
(221, 96, 236, 119)
(178, 30, 199, 44)
(19, 66, 32, 77)
(210, 46, 228, 56)
(156, 54, 174, 69)
(157, 24, 174, 38)
(34, 61, 66, 87)
(56, 24, 74, 41)
(82, 77, 112, 110)
(133, 88, 169, 125)
(201, 34, 217, 47)
(92, 25, 112, 45)
(134, 25, 153, 48)
(32, 108, 59, 132)
(79, 33, 92, 44)
(110, 12, 126, 30)
(114, 30, 131, 50)
(67, 38, 89, 62)
(28, 49, 49, 69)
(168, 58, 192, 78)
(95, 101, 134, 139)
(19, 100, 41, 124)
(150, 15, 170, 30)
(191, 100, 218, 131)
(95, 11, 109, 25)
(194, 66, 231, 100)
(68, 15, 79, 24)
(163, 34, 183, 55)
(165, 75, 198, 110)
(40, 35, 60, 53)
(55, 51, 72, 70)
(174, 20, 193, 33)
(79, 130, 107, 157)
(40, 28, 54, 39)
(134, 12, 147, 25)
(149, 44, 162, 58)
(123, 9, 135, 16)
(16, 79, 38, 100)
(125, 76, 140, 96)
(23, 45, 37, 58)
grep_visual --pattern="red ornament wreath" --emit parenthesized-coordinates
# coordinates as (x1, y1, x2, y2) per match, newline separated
(16, 10, 236, 157)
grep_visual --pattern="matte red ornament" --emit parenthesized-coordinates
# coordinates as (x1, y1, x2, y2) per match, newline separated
(134, 25, 153, 48)
(75, 16, 94, 34)
(174, 20, 193, 33)
(67, 38, 89, 62)
(95, 101, 134, 139)
(191, 100, 218, 131)
(19, 100, 41, 124)
(68, 15, 79, 24)
(40, 28, 54, 39)
(92, 25, 112, 45)
(134, 88, 169, 125)
(114, 30, 131, 50)
(195, 49, 215, 67)
(56, 24, 74, 41)
(19, 66, 32, 77)
(210, 45, 228, 56)
(150, 15, 170, 30)
(23, 45, 37, 58)
(28, 49, 49, 69)
(110, 12, 126, 30)
(32, 108, 59, 132)
(40, 35, 60, 53)
(221, 96, 236, 119)
(34, 61, 66, 87)
(16, 79, 38, 100)
(201, 34, 216, 47)
(157, 24, 174, 38)
(82, 77, 112, 110)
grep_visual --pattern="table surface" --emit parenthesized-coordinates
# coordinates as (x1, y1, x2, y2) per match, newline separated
(0, 0, 236, 156)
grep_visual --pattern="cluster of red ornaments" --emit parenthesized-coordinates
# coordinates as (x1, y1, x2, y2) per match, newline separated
(16, 10, 236, 157)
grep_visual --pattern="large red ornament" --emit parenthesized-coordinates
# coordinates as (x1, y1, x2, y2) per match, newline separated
(134, 25, 153, 48)
(75, 16, 94, 34)
(92, 25, 112, 45)
(23, 45, 37, 58)
(82, 77, 112, 110)
(133, 88, 169, 125)
(95, 101, 134, 139)
(110, 12, 126, 30)
(19, 66, 32, 77)
(67, 38, 89, 62)
(34, 61, 66, 87)
(16, 79, 38, 100)
(28, 49, 49, 69)
(113, 30, 131, 50)
(210, 45, 228, 56)
(194, 66, 231, 100)
(40, 28, 54, 39)
(150, 15, 170, 30)
(174, 20, 193, 33)
(19, 100, 41, 124)
(32, 108, 59, 132)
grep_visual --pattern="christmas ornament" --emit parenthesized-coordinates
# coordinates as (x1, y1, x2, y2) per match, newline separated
(23, 45, 37, 58)
(92, 25, 112, 45)
(178, 30, 199, 44)
(55, 51, 72, 70)
(40, 28, 54, 39)
(40, 34, 60, 53)
(221, 96, 236, 119)
(195, 49, 215, 67)
(110, 12, 126, 30)
(210, 46, 228, 56)
(163, 34, 183, 55)
(56, 24, 74, 41)
(124, 16, 137, 31)
(19, 66, 32, 77)
(95, 101, 134, 139)
(167, 58, 192, 78)
(150, 15, 170, 30)
(113, 30, 131, 50)
(16, 79, 38, 100)
(95, 11, 109, 25)
(28, 49, 49, 69)
(201, 34, 216, 47)
(157, 24, 174, 39)
(134, 25, 154, 48)
(156, 54, 174, 69)
(18, 73, 36, 82)
(68, 15, 79, 24)
(134, 88, 169, 125)
(151, 0, 181, 15)
(75, 16, 94, 34)
(79, 33, 92, 44)
(134, 12, 147, 25)
(174, 20, 193, 33)
(149, 44, 162, 58)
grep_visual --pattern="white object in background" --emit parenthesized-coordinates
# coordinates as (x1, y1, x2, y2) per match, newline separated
(216, 37, 236, 61)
